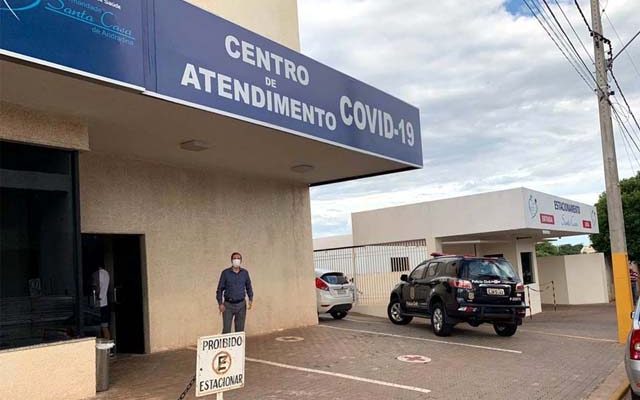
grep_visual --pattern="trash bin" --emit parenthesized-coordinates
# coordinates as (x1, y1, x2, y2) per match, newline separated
(96, 339, 115, 392)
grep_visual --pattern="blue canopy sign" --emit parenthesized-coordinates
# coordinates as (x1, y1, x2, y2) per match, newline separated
(0, 0, 145, 88)
(148, 1, 422, 166)
(0, 0, 423, 167)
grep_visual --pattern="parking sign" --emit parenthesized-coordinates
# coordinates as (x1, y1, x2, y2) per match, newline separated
(196, 332, 245, 397)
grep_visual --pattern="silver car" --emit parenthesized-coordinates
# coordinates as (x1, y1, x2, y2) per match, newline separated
(626, 301, 640, 399)
(315, 269, 354, 319)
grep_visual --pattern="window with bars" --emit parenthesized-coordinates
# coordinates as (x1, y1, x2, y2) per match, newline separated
(390, 257, 410, 272)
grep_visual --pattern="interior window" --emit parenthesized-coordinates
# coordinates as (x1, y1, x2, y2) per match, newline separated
(410, 263, 427, 280)
(446, 262, 458, 277)
(426, 262, 440, 277)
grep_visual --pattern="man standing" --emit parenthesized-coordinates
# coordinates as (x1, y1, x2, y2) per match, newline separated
(216, 252, 254, 334)
(92, 266, 111, 339)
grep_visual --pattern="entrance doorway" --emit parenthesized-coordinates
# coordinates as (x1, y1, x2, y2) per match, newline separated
(82, 234, 146, 354)
(521, 252, 534, 285)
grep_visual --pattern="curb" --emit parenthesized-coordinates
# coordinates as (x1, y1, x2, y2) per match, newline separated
(611, 382, 629, 400)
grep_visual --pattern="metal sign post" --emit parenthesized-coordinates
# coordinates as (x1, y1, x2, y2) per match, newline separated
(195, 332, 245, 398)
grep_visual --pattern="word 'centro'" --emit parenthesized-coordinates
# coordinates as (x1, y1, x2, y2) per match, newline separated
(225, 35, 309, 86)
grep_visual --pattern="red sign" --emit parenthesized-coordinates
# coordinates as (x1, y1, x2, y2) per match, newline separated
(540, 214, 555, 225)
(582, 220, 592, 229)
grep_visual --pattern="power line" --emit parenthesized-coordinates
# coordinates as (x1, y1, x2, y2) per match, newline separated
(522, 0, 595, 90)
(613, 98, 640, 140)
(612, 102, 640, 173)
(612, 99, 640, 162)
(612, 104, 640, 173)
(574, 0, 592, 34)
(612, 29, 640, 63)
(610, 68, 640, 136)
(617, 121, 639, 173)
(604, 11, 640, 79)
(533, 0, 595, 83)
(611, 103, 640, 154)
(541, 0, 597, 84)
(553, 0, 594, 65)
(604, 11, 640, 84)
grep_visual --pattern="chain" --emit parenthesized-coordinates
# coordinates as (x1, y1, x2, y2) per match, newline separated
(177, 375, 196, 400)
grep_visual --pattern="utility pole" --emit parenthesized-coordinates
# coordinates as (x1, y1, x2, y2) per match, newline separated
(590, 0, 632, 344)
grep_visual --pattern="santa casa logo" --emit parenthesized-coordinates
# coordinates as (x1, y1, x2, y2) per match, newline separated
(528, 195, 539, 219)
(0, 0, 41, 21)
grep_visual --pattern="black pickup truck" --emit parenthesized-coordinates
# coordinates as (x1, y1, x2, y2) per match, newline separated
(387, 254, 528, 337)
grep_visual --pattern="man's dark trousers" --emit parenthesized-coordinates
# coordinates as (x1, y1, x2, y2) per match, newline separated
(222, 300, 246, 333)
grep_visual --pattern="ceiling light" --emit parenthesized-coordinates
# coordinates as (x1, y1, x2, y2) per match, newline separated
(290, 164, 314, 174)
(180, 140, 210, 151)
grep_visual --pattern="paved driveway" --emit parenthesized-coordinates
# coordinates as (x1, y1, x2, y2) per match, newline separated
(95, 304, 623, 400)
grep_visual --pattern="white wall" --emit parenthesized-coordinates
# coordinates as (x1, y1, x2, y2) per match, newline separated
(537, 256, 570, 304)
(537, 253, 609, 305)
(351, 188, 527, 246)
(185, 0, 300, 50)
(442, 243, 476, 256)
(313, 235, 353, 250)
(565, 253, 609, 304)
(0, 339, 95, 400)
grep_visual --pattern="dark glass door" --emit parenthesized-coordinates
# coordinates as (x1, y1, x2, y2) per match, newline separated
(112, 235, 145, 354)
(521, 252, 534, 284)
(81, 234, 145, 354)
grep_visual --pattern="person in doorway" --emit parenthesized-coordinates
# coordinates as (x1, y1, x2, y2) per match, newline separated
(92, 266, 111, 339)
(632, 261, 640, 305)
(216, 252, 253, 334)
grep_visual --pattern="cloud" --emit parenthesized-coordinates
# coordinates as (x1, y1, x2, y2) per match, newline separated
(299, 0, 640, 238)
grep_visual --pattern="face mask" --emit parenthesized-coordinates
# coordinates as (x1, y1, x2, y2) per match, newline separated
(232, 259, 242, 267)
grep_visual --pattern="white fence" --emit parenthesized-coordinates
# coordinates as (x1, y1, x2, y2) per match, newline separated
(314, 239, 429, 306)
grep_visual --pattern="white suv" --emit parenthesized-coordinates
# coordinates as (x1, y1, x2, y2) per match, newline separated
(315, 270, 354, 319)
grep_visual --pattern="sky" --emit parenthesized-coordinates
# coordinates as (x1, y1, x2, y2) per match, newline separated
(298, 0, 640, 246)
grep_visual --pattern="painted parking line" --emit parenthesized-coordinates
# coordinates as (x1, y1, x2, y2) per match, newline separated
(345, 316, 388, 325)
(319, 324, 523, 354)
(520, 329, 618, 343)
(246, 357, 431, 394)
(345, 316, 618, 344)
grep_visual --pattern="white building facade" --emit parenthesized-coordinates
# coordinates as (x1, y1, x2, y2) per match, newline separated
(314, 187, 600, 317)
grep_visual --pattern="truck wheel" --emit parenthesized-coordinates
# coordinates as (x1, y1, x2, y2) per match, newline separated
(387, 300, 413, 325)
(431, 303, 453, 336)
(330, 311, 347, 320)
(493, 323, 518, 337)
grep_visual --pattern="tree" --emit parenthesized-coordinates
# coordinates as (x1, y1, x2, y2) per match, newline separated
(590, 172, 640, 262)
(536, 242, 583, 257)
(536, 241, 558, 257)
(557, 244, 583, 256)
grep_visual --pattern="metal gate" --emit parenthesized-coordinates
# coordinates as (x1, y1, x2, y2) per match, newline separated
(313, 239, 429, 306)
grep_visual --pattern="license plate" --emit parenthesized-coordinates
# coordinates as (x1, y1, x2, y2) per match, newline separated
(487, 288, 505, 296)
(336, 289, 346, 295)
